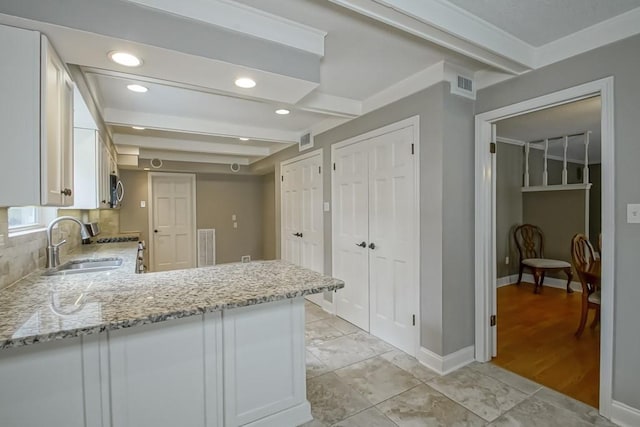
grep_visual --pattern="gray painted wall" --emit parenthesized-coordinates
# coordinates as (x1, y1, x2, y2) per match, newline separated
(252, 82, 476, 357)
(476, 33, 640, 409)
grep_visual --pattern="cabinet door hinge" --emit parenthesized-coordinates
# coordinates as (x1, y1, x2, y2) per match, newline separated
(412, 314, 416, 326)
(333, 162, 336, 171)
(490, 315, 497, 327)
(411, 143, 415, 155)
(281, 175, 284, 182)
(490, 142, 496, 154)
(318, 166, 321, 174)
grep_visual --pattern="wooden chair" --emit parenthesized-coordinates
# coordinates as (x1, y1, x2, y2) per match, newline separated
(513, 224, 573, 294)
(571, 233, 600, 337)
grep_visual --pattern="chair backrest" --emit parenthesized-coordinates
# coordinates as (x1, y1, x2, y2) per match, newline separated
(571, 233, 596, 267)
(514, 224, 544, 260)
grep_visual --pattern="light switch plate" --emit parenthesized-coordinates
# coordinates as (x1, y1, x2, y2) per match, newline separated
(232, 214, 237, 221)
(323, 202, 330, 212)
(140, 200, 146, 208)
(233, 222, 238, 229)
(627, 204, 640, 223)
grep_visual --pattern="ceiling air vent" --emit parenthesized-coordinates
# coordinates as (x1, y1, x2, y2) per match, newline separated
(299, 131, 314, 152)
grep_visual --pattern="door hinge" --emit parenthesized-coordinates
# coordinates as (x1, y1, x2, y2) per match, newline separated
(490, 142, 496, 154)
(490, 314, 497, 327)
(318, 165, 321, 174)
(333, 162, 336, 171)
(281, 175, 284, 182)
(412, 314, 416, 326)
(411, 143, 414, 155)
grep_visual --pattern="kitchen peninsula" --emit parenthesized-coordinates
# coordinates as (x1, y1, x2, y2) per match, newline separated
(0, 243, 343, 427)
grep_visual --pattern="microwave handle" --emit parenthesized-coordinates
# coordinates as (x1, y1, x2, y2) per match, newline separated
(116, 180, 125, 202)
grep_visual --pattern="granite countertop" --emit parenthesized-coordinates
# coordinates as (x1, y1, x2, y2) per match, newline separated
(0, 242, 344, 349)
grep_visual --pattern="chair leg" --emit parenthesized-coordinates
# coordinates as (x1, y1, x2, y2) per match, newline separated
(517, 264, 524, 286)
(540, 271, 546, 291)
(533, 270, 542, 294)
(565, 267, 574, 294)
(575, 300, 589, 338)
(590, 307, 601, 329)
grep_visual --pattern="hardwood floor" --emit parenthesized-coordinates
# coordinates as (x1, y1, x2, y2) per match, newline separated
(492, 282, 600, 408)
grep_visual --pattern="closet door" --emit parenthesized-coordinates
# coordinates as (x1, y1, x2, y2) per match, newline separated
(281, 162, 302, 266)
(368, 127, 418, 355)
(281, 152, 324, 307)
(333, 141, 370, 330)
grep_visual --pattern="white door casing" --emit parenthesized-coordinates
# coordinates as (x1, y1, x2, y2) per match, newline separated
(280, 150, 324, 307)
(332, 116, 420, 356)
(149, 173, 197, 272)
(474, 78, 615, 416)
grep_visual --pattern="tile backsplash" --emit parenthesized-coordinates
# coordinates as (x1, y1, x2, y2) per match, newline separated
(0, 208, 124, 289)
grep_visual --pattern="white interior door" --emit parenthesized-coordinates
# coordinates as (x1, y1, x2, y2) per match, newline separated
(281, 163, 302, 266)
(281, 151, 324, 306)
(368, 127, 418, 355)
(333, 141, 370, 330)
(150, 173, 196, 272)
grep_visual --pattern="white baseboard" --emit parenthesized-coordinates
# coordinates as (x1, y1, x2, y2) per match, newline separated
(497, 274, 582, 292)
(417, 345, 475, 376)
(611, 400, 640, 427)
(242, 401, 311, 427)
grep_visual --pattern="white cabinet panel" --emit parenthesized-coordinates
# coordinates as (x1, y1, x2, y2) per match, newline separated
(0, 337, 88, 427)
(223, 299, 309, 427)
(108, 314, 223, 427)
(0, 25, 74, 207)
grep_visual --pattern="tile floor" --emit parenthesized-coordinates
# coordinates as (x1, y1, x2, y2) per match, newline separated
(302, 301, 617, 427)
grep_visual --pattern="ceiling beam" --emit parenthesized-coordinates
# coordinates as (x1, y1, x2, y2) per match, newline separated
(113, 134, 271, 157)
(121, 0, 326, 56)
(104, 108, 299, 143)
(329, 0, 532, 74)
(138, 149, 250, 165)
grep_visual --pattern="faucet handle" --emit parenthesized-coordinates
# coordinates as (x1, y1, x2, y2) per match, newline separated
(52, 239, 67, 248)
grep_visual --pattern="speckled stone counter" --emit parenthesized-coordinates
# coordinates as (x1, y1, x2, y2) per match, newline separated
(0, 242, 344, 349)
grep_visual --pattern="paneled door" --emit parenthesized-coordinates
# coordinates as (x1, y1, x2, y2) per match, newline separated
(367, 127, 417, 355)
(333, 141, 370, 329)
(332, 119, 419, 356)
(281, 150, 324, 307)
(150, 173, 196, 272)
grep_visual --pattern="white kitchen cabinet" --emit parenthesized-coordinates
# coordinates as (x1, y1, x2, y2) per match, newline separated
(71, 128, 115, 209)
(0, 24, 74, 207)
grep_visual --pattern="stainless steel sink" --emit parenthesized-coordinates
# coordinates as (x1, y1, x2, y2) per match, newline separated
(43, 258, 123, 276)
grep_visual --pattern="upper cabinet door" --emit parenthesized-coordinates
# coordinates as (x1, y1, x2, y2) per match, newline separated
(41, 36, 74, 206)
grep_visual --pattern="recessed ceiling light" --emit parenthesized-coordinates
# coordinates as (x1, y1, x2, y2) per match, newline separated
(127, 84, 148, 93)
(235, 78, 256, 89)
(132, 126, 145, 130)
(108, 51, 142, 67)
(275, 109, 290, 115)
(239, 137, 250, 141)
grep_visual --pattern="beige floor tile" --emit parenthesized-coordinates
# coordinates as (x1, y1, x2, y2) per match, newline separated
(331, 407, 397, 427)
(380, 349, 438, 383)
(377, 384, 486, 427)
(488, 396, 594, 427)
(468, 362, 542, 395)
(308, 331, 393, 371)
(335, 357, 421, 405)
(306, 373, 372, 426)
(306, 320, 346, 346)
(427, 366, 527, 422)
(307, 350, 332, 379)
(533, 387, 616, 426)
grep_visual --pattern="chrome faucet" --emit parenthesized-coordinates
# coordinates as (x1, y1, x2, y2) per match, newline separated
(46, 216, 91, 268)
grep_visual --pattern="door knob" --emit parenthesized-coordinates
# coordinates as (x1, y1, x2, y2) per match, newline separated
(154, 230, 158, 233)
(369, 242, 376, 250)
(356, 241, 366, 248)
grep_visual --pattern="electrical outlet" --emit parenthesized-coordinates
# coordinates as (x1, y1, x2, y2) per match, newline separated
(232, 214, 237, 221)
(241, 255, 251, 263)
(323, 202, 330, 212)
(140, 200, 146, 208)
(505, 256, 509, 265)
(233, 222, 238, 229)
(627, 204, 640, 223)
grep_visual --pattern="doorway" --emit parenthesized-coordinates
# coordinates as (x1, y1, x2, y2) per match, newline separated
(331, 117, 420, 357)
(474, 78, 614, 416)
(148, 172, 197, 272)
(280, 150, 324, 307)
